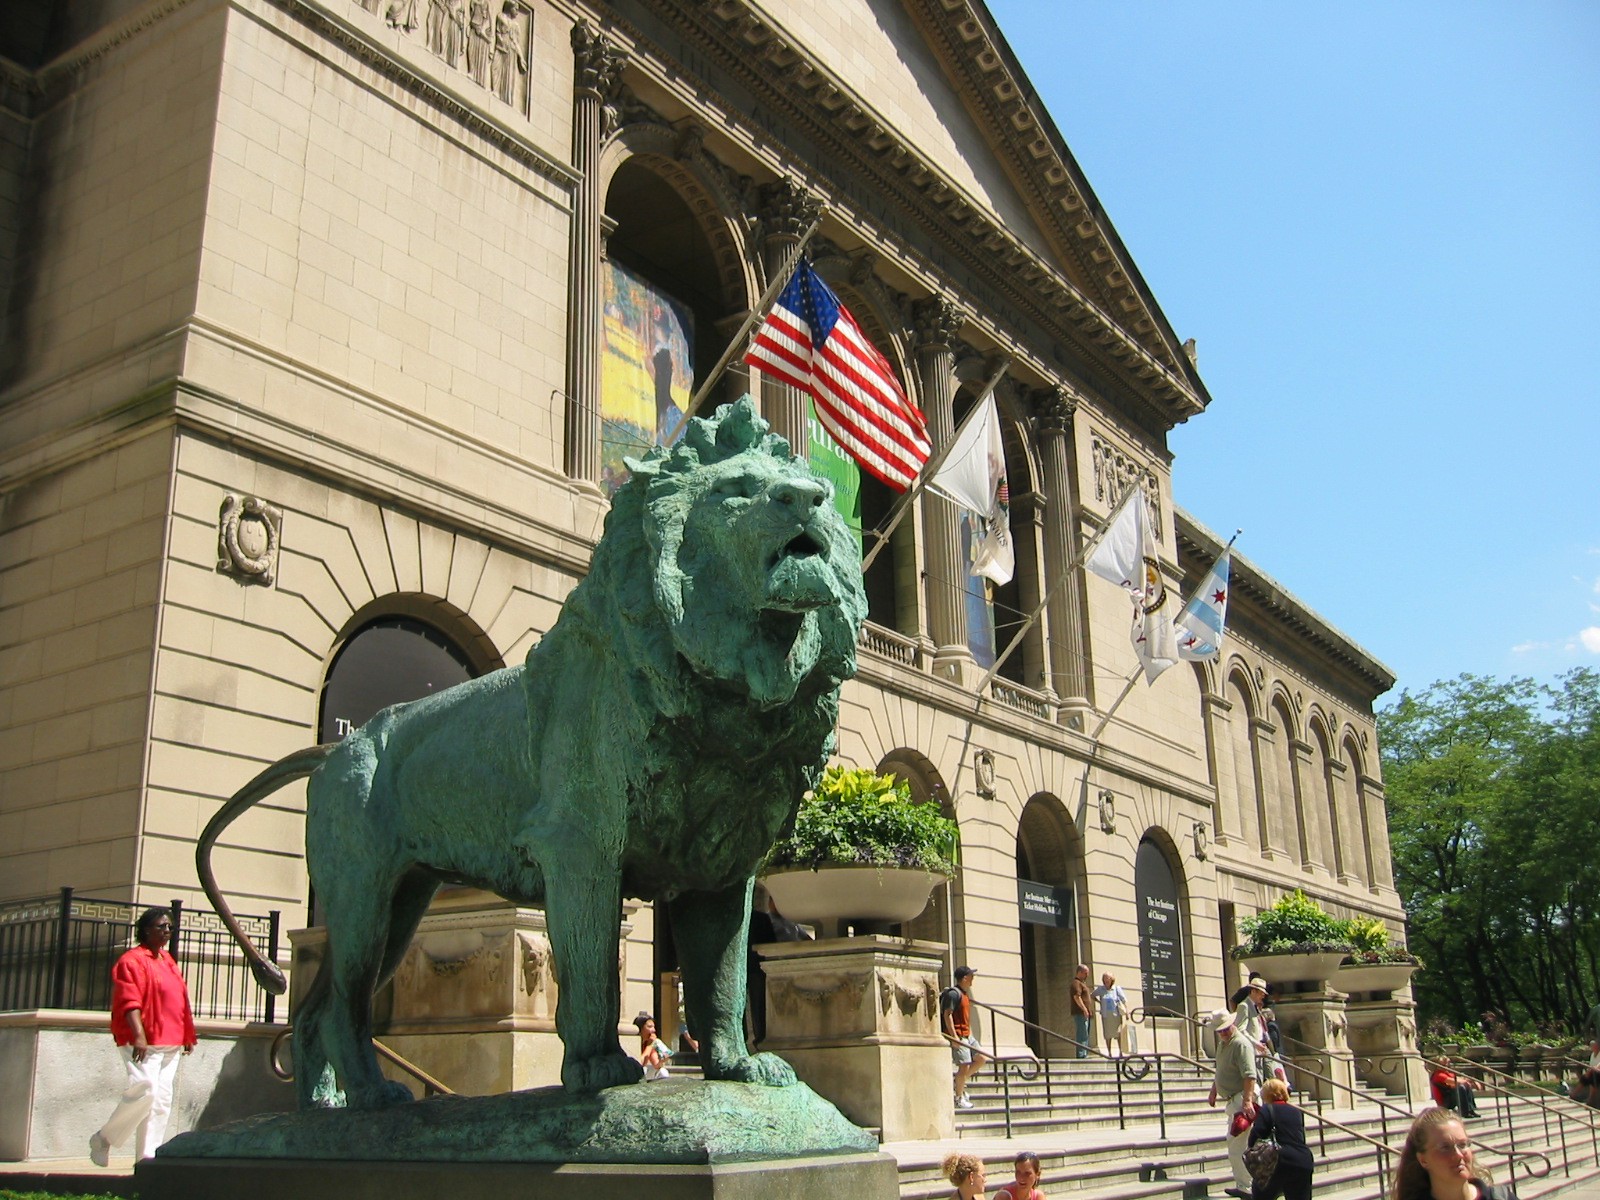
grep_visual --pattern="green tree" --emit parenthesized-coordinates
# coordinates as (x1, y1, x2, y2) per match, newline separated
(1379, 669, 1600, 1032)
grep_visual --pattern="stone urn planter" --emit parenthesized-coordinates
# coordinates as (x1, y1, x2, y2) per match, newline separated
(760, 865, 947, 930)
(1336, 961, 1419, 996)
(1238, 950, 1350, 992)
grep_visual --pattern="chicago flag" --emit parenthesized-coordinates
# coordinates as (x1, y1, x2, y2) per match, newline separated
(1176, 550, 1231, 662)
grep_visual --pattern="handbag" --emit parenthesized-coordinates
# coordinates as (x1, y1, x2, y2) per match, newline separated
(1243, 1129, 1280, 1188)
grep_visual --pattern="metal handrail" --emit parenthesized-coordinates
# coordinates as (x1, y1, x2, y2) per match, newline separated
(1137, 1005, 1560, 1184)
(1364, 1047, 1600, 1177)
(268, 1026, 454, 1099)
(977, 998, 1405, 1194)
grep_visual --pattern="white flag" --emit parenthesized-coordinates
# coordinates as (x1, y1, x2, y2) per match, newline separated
(1086, 491, 1177, 683)
(928, 394, 1013, 586)
(1176, 550, 1231, 661)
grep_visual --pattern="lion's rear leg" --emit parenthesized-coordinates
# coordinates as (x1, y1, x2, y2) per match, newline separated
(317, 877, 417, 1108)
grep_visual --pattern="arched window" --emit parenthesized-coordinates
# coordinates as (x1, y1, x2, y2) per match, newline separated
(318, 616, 477, 743)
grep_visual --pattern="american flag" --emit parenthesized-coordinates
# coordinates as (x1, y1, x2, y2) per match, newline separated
(744, 261, 931, 491)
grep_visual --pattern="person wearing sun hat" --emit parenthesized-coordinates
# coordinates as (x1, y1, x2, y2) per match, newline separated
(1206, 1007, 1260, 1198)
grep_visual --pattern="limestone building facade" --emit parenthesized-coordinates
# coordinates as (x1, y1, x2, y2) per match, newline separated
(0, 0, 1399, 1080)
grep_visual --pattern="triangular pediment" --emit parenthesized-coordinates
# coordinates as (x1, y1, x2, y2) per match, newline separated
(757, 0, 1058, 265)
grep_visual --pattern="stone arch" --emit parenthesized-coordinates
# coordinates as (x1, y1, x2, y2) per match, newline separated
(1267, 691, 1304, 865)
(1343, 732, 1376, 887)
(1016, 792, 1086, 1054)
(1223, 666, 1264, 852)
(876, 749, 961, 962)
(1307, 715, 1342, 880)
(597, 123, 758, 310)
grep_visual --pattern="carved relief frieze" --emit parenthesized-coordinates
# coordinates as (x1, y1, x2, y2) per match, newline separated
(1089, 434, 1162, 539)
(217, 494, 283, 586)
(355, 0, 536, 116)
(767, 972, 867, 1019)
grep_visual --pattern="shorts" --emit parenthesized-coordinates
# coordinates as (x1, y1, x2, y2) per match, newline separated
(951, 1034, 983, 1066)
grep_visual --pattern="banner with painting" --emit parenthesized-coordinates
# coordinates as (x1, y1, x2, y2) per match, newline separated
(600, 261, 695, 494)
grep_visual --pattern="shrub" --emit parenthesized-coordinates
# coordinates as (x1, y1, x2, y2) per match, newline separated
(761, 765, 960, 875)
(1231, 889, 1354, 959)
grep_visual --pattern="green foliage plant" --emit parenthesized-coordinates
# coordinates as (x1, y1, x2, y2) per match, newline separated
(1231, 889, 1354, 959)
(1342, 916, 1422, 966)
(761, 765, 960, 875)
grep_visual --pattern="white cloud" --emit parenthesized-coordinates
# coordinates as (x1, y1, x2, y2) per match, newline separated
(1581, 627, 1600, 654)
(1510, 640, 1549, 654)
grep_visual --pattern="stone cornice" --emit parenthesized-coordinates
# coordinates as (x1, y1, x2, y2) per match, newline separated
(1176, 510, 1396, 699)
(614, 0, 1204, 431)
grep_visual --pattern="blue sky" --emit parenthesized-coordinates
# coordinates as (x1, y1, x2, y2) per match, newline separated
(983, 2, 1600, 702)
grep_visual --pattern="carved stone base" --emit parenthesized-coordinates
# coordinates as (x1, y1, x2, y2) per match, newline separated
(1347, 997, 1428, 1101)
(1272, 989, 1357, 1103)
(757, 935, 953, 1141)
(288, 889, 633, 1094)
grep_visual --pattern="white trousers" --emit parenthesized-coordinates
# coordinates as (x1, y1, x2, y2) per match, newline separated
(1225, 1091, 1252, 1189)
(97, 1045, 182, 1160)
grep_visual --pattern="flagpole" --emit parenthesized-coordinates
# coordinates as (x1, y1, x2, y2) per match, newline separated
(858, 358, 1010, 572)
(661, 214, 824, 447)
(971, 485, 1141, 702)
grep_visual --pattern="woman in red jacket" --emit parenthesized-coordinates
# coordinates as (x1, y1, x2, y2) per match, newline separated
(88, 907, 196, 1165)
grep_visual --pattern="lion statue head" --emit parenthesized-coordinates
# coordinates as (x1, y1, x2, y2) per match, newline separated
(575, 397, 867, 713)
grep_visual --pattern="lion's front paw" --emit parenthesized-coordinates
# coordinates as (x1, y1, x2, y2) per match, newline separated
(562, 1050, 644, 1092)
(707, 1051, 797, 1087)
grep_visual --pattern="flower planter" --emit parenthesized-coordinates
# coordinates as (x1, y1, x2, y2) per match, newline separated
(759, 865, 948, 929)
(1237, 950, 1350, 992)
(1336, 961, 1419, 996)
(1463, 1044, 1492, 1063)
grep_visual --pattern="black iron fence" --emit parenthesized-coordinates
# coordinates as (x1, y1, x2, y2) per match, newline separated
(0, 887, 281, 1024)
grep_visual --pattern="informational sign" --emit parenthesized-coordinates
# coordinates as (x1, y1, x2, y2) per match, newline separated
(1135, 839, 1185, 1010)
(1017, 879, 1074, 929)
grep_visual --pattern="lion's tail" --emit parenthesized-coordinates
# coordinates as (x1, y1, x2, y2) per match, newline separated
(196, 744, 335, 996)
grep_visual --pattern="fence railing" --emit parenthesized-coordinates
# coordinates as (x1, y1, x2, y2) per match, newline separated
(0, 887, 281, 1023)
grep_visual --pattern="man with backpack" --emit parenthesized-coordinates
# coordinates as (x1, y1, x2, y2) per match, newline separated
(941, 965, 989, 1110)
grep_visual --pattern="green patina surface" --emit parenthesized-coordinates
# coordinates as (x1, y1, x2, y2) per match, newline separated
(196, 397, 871, 1158)
(158, 1080, 876, 1164)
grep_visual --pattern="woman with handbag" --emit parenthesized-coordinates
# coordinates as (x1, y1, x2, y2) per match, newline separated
(1246, 1078, 1314, 1200)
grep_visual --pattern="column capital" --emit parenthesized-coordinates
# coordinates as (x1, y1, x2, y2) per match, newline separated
(1031, 384, 1077, 437)
(571, 19, 623, 99)
(912, 296, 964, 352)
(759, 178, 824, 246)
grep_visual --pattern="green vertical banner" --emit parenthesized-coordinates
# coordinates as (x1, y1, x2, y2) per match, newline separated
(805, 400, 863, 553)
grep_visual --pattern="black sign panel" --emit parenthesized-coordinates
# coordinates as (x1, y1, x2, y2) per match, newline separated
(1018, 879, 1074, 929)
(1135, 839, 1185, 1009)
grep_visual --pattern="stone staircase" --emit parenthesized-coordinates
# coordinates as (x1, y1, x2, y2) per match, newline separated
(886, 1058, 1600, 1200)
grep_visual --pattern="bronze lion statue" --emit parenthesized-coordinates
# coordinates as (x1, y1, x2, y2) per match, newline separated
(198, 397, 867, 1107)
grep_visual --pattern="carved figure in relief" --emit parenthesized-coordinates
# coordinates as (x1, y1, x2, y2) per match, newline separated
(491, 1, 527, 105)
(466, 0, 493, 85)
(196, 398, 866, 1109)
(425, 0, 450, 57)
(444, 0, 467, 68)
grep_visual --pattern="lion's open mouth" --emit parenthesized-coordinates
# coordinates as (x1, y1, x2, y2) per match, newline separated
(765, 530, 835, 612)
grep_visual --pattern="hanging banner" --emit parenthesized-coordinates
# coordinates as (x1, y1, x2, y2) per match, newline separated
(1135, 839, 1185, 1010)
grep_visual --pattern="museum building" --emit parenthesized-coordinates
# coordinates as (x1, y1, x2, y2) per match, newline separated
(0, 0, 1403, 1105)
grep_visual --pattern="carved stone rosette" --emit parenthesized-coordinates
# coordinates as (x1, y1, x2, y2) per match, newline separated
(217, 494, 283, 586)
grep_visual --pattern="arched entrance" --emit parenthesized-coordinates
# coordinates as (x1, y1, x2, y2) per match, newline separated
(1017, 793, 1083, 1056)
(877, 750, 958, 971)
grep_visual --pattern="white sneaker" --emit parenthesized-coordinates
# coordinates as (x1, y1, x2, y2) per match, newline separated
(88, 1132, 110, 1168)
(955, 1095, 974, 1109)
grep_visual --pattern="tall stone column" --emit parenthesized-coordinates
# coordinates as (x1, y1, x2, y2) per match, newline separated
(913, 297, 971, 685)
(1032, 385, 1090, 722)
(757, 180, 823, 454)
(564, 20, 621, 484)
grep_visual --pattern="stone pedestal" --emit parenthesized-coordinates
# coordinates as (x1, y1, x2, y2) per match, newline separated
(1347, 996, 1428, 1102)
(758, 935, 952, 1141)
(1272, 989, 1357, 1103)
(288, 889, 633, 1095)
